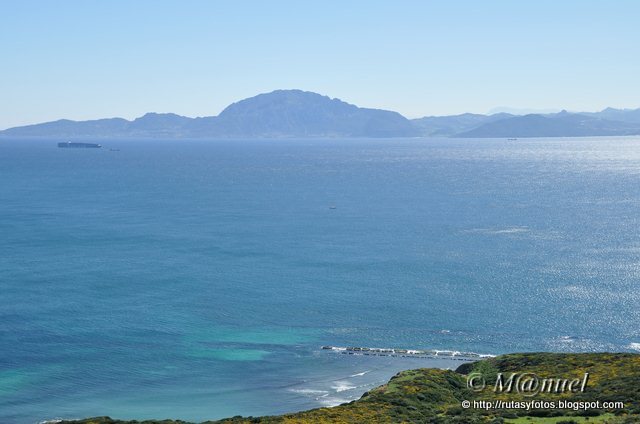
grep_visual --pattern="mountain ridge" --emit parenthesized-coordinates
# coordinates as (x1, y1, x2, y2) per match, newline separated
(457, 112, 640, 138)
(2, 90, 640, 138)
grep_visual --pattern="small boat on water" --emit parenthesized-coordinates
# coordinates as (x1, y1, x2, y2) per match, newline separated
(58, 141, 102, 148)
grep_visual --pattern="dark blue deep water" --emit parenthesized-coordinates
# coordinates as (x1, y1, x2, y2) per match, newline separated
(1, 137, 639, 423)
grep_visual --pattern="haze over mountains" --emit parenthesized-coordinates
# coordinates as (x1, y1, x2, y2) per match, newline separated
(2, 89, 640, 139)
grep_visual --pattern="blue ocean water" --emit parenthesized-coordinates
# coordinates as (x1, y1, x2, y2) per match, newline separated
(1, 137, 639, 423)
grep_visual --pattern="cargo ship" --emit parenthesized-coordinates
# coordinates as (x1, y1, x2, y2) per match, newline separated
(58, 141, 102, 148)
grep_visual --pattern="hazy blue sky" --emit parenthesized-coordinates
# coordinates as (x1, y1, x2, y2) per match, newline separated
(2, 0, 639, 129)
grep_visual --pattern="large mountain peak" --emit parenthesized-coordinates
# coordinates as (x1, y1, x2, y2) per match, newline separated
(210, 89, 417, 137)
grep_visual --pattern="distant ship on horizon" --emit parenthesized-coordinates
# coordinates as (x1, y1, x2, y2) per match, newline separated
(58, 141, 102, 148)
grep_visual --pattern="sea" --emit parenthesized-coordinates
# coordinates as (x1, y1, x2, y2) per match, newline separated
(1, 137, 639, 423)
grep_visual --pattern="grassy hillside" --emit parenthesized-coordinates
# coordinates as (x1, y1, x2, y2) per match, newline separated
(61, 353, 640, 424)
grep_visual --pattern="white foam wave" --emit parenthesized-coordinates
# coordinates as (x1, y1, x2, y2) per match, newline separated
(349, 370, 370, 377)
(289, 388, 330, 395)
(464, 227, 530, 235)
(331, 381, 356, 392)
(319, 396, 351, 407)
(497, 227, 529, 234)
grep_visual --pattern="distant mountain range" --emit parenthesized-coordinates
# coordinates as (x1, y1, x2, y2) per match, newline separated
(2, 89, 640, 138)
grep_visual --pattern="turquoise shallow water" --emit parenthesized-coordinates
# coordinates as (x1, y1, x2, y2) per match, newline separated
(1, 137, 640, 423)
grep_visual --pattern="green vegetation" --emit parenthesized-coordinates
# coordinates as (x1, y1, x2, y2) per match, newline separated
(505, 414, 618, 423)
(62, 353, 640, 424)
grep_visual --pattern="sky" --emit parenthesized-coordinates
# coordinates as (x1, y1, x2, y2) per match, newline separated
(1, 0, 639, 129)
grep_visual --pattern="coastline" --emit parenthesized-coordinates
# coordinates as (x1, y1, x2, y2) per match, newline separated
(37, 352, 475, 424)
(55, 352, 640, 424)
